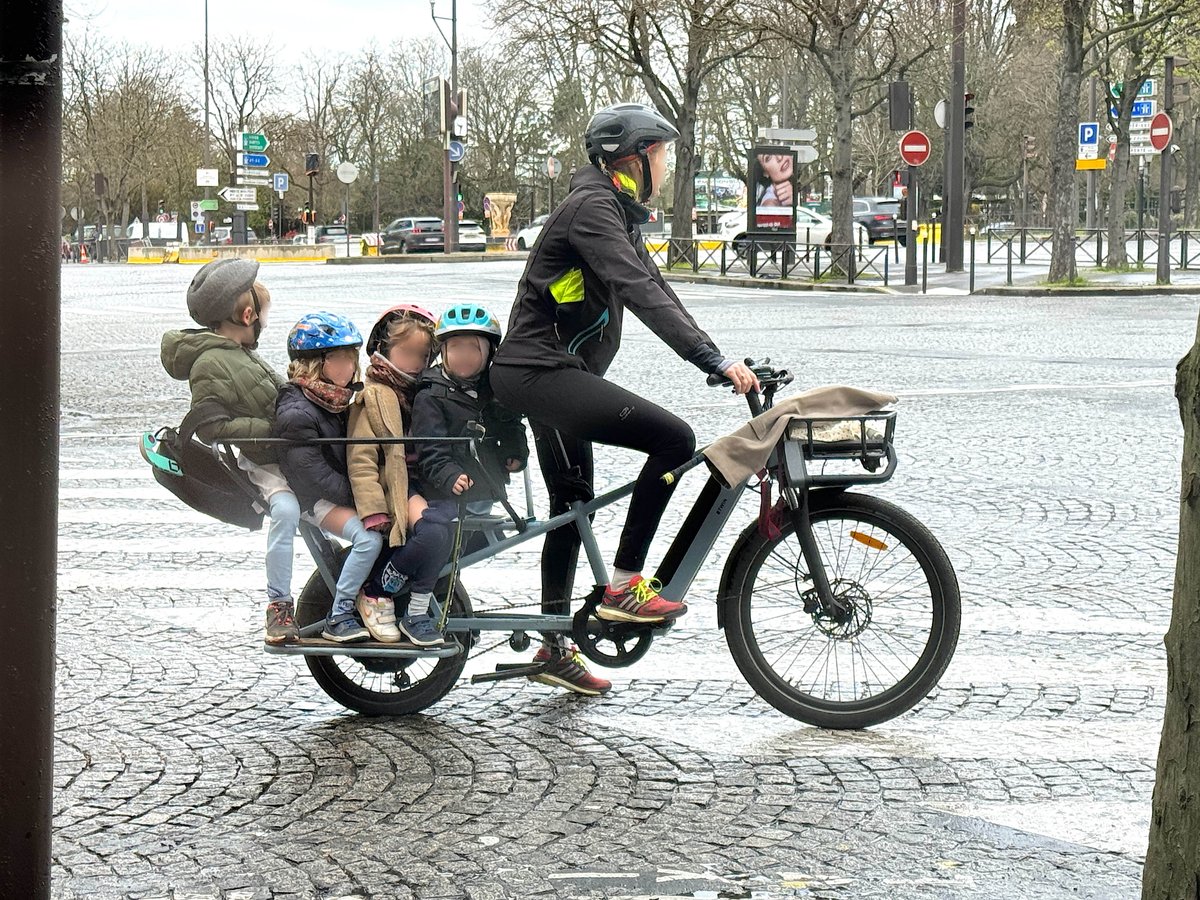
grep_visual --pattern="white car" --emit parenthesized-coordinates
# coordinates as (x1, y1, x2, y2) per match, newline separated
(718, 208, 870, 251)
(456, 219, 487, 252)
(515, 214, 548, 250)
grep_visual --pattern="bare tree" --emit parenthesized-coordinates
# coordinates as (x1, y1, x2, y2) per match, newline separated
(498, 0, 764, 241)
(207, 37, 280, 175)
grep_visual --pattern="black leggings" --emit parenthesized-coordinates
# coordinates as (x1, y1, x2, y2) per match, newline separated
(490, 364, 695, 614)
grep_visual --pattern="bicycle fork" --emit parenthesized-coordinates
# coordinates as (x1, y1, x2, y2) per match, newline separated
(777, 484, 848, 621)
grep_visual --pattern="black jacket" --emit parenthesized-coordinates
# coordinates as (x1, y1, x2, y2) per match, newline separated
(273, 382, 353, 514)
(410, 367, 529, 502)
(493, 165, 726, 378)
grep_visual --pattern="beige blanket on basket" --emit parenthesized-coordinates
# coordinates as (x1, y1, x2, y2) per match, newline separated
(702, 385, 899, 489)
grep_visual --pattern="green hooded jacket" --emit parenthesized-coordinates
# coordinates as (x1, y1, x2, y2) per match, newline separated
(161, 328, 284, 465)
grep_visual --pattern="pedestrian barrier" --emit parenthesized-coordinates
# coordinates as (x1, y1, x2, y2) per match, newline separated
(643, 236, 890, 285)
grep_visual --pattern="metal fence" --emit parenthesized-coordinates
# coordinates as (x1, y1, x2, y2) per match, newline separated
(644, 236, 892, 285)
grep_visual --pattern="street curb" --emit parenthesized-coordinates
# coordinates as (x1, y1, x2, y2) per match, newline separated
(662, 271, 891, 294)
(326, 252, 528, 265)
(975, 283, 1200, 296)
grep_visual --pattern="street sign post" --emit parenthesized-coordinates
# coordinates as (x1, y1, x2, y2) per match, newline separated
(449, 140, 466, 163)
(1150, 112, 1173, 152)
(546, 156, 562, 179)
(237, 152, 270, 168)
(273, 172, 289, 193)
(199, 199, 219, 211)
(1077, 121, 1100, 159)
(217, 186, 256, 204)
(898, 130, 931, 166)
(238, 132, 269, 153)
(756, 126, 817, 143)
(336, 163, 358, 257)
(195, 168, 219, 187)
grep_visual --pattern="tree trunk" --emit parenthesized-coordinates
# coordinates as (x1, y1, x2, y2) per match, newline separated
(1142, 325, 1200, 897)
(670, 101, 699, 243)
(829, 46, 855, 276)
(1047, 0, 1089, 282)
(1105, 71, 1145, 268)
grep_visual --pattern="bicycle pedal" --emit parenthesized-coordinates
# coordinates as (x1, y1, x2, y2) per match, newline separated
(470, 662, 548, 685)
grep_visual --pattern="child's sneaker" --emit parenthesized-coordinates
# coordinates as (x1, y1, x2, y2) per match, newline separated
(264, 599, 298, 644)
(356, 590, 401, 643)
(398, 613, 445, 647)
(322, 611, 370, 643)
(597, 575, 687, 623)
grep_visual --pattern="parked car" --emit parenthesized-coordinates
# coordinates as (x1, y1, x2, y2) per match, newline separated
(853, 196, 903, 243)
(456, 219, 487, 252)
(514, 215, 548, 250)
(380, 217, 444, 254)
(314, 224, 350, 244)
(717, 207, 870, 253)
(211, 226, 258, 245)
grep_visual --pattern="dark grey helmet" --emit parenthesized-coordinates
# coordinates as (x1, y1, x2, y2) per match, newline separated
(186, 258, 260, 326)
(584, 103, 679, 166)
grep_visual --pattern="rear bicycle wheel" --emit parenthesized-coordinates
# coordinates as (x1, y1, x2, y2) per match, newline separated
(722, 491, 959, 729)
(296, 564, 471, 716)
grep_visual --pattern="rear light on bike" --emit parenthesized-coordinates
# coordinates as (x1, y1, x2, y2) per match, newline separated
(851, 530, 888, 551)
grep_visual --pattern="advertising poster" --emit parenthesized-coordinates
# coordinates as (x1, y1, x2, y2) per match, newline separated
(747, 146, 799, 235)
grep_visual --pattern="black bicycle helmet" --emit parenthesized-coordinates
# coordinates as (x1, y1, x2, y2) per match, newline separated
(585, 103, 679, 202)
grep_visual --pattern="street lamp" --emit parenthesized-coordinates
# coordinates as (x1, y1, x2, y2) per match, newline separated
(430, 0, 458, 254)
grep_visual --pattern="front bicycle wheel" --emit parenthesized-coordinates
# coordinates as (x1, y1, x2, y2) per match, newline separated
(296, 566, 472, 717)
(723, 491, 959, 729)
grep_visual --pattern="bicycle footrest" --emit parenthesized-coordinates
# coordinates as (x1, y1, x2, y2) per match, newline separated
(470, 662, 548, 684)
(264, 638, 460, 660)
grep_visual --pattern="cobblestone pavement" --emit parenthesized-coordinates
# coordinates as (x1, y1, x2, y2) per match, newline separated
(53, 262, 1192, 899)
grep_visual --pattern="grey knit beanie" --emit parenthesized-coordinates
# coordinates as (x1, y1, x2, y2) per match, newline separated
(186, 258, 261, 326)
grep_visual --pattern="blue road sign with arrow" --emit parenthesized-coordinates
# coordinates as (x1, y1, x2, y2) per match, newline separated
(449, 140, 466, 163)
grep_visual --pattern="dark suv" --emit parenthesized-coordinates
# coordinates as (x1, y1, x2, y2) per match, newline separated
(853, 197, 902, 243)
(380, 217, 444, 254)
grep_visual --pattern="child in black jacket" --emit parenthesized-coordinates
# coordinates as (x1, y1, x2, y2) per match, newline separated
(411, 304, 528, 505)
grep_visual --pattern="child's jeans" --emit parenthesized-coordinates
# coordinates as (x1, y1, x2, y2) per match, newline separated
(265, 491, 301, 602)
(332, 515, 384, 615)
(239, 458, 300, 604)
(366, 514, 453, 598)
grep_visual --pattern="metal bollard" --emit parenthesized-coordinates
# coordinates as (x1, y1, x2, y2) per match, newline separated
(1006, 237, 1013, 286)
(922, 230, 928, 293)
(969, 230, 976, 293)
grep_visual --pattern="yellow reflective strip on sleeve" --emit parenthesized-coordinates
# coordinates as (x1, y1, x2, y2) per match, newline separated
(549, 267, 585, 305)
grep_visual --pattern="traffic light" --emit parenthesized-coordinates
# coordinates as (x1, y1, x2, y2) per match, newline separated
(301, 203, 313, 225)
(888, 81, 912, 132)
(1023, 134, 1036, 159)
(304, 153, 319, 177)
(964, 92, 976, 130)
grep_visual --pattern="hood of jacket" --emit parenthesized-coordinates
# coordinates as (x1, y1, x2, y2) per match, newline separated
(161, 328, 244, 381)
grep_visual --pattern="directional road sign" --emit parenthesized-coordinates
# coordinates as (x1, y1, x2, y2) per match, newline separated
(217, 186, 256, 204)
(1150, 112, 1173, 152)
(199, 199, 219, 211)
(238, 132, 269, 152)
(898, 130, 931, 167)
(757, 126, 817, 143)
(237, 152, 270, 168)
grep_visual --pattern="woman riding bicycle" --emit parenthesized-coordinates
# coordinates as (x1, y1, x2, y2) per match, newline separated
(491, 102, 759, 696)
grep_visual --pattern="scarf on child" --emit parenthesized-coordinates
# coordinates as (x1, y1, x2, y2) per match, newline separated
(366, 352, 419, 413)
(294, 376, 355, 414)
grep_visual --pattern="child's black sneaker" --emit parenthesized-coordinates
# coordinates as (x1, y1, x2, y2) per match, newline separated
(322, 611, 370, 643)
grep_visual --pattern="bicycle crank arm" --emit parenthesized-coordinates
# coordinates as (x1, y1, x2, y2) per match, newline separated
(470, 662, 549, 685)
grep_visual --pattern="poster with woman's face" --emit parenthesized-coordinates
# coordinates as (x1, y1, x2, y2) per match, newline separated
(747, 147, 798, 234)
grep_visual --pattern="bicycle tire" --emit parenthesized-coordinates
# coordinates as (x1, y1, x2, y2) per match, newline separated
(722, 490, 959, 729)
(296, 564, 471, 717)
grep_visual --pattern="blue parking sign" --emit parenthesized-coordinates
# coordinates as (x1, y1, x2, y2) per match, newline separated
(273, 172, 289, 193)
(1078, 122, 1099, 145)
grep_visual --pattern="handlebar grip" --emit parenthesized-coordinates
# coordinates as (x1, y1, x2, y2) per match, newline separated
(706, 372, 731, 387)
(661, 454, 706, 485)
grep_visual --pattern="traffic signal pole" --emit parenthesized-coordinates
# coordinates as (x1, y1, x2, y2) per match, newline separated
(1157, 56, 1177, 285)
(945, 0, 967, 272)
(0, 1, 61, 896)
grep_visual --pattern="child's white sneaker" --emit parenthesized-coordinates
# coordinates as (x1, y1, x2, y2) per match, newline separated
(356, 590, 401, 643)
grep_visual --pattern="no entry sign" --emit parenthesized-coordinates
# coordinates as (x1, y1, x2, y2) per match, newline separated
(1149, 112, 1173, 152)
(899, 130, 931, 167)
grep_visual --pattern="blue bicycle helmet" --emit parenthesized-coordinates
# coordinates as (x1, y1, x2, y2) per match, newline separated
(436, 303, 502, 344)
(287, 311, 363, 360)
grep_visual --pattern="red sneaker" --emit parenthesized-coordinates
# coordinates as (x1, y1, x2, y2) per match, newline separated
(529, 645, 612, 696)
(598, 575, 687, 624)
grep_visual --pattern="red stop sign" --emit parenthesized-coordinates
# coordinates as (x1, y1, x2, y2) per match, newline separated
(899, 130, 931, 167)
(1149, 112, 1173, 152)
